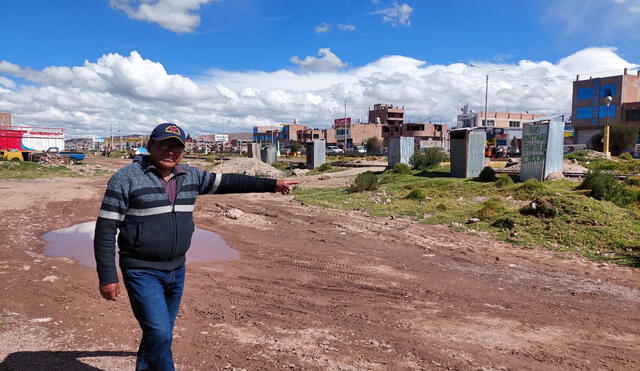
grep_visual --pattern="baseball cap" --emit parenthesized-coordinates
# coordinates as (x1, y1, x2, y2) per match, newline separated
(150, 123, 186, 146)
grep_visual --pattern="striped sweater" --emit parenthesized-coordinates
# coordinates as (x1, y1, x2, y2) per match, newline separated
(94, 156, 276, 285)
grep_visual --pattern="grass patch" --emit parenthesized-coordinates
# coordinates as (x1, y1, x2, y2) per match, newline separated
(566, 150, 640, 175)
(0, 161, 81, 179)
(294, 167, 640, 267)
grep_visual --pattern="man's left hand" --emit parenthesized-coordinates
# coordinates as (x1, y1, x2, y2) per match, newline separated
(275, 180, 299, 195)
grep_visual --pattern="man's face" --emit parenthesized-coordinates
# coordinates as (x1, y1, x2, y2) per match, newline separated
(149, 138, 184, 170)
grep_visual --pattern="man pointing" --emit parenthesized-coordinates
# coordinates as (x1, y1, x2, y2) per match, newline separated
(94, 123, 297, 370)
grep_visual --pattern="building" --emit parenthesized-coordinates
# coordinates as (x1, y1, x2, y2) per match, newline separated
(368, 104, 405, 126)
(456, 109, 543, 129)
(0, 112, 11, 127)
(381, 122, 448, 147)
(278, 123, 308, 143)
(571, 69, 640, 145)
(622, 102, 640, 125)
(297, 128, 325, 144)
(337, 123, 383, 148)
(252, 126, 279, 144)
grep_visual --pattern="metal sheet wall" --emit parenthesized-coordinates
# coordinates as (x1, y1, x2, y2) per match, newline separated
(450, 129, 486, 178)
(388, 137, 415, 168)
(260, 146, 277, 165)
(521, 119, 564, 181)
(466, 130, 487, 178)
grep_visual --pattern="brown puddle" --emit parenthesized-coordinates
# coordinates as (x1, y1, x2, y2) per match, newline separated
(42, 221, 239, 268)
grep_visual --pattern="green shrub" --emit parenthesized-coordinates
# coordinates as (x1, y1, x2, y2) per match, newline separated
(580, 170, 637, 206)
(624, 176, 640, 187)
(515, 179, 548, 199)
(290, 141, 303, 153)
(436, 203, 448, 211)
(477, 166, 498, 182)
(474, 198, 509, 221)
(365, 137, 383, 154)
(350, 171, 379, 192)
(410, 148, 444, 171)
(392, 162, 412, 175)
(492, 217, 515, 230)
(618, 152, 634, 160)
(318, 163, 332, 172)
(406, 188, 426, 201)
(496, 175, 514, 188)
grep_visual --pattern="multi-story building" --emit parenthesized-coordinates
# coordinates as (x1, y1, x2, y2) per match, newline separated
(336, 123, 383, 148)
(381, 122, 448, 146)
(0, 112, 11, 127)
(456, 110, 543, 129)
(296, 128, 325, 144)
(368, 104, 405, 126)
(571, 69, 640, 145)
(622, 102, 640, 125)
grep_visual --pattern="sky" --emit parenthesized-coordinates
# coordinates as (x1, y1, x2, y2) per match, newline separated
(1, 0, 639, 138)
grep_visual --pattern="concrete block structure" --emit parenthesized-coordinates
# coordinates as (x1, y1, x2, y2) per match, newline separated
(306, 140, 326, 169)
(388, 137, 414, 168)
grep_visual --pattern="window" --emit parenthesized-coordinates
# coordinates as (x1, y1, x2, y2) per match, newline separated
(599, 105, 615, 118)
(625, 109, 640, 122)
(509, 121, 520, 128)
(600, 84, 616, 98)
(482, 119, 495, 127)
(577, 87, 592, 100)
(576, 107, 591, 119)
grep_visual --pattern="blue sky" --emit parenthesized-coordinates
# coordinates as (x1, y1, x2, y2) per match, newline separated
(0, 0, 639, 137)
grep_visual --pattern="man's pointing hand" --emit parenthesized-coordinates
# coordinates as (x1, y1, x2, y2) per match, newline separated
(275, 180, 299, 195)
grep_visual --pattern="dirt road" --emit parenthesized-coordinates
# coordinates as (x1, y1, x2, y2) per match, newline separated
(0, 157, 638, 370)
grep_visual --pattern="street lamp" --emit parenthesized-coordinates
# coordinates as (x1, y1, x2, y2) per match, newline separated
(603, 95, 613, 157)
(469, 64, 504, 127)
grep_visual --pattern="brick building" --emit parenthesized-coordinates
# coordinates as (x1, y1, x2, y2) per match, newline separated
(456, 110, 543, 129)
(368, 104, 404, 125)
(571, 69, 640, 145)
(0, 112, 11, 127)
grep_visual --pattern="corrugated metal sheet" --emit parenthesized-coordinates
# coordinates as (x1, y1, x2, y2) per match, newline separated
(388, 137, 415, 168)
(466, 130, 486, 177)
(306, 140, 326, 169)
(450, 128, 486, 178)
(521, 119, 564, 181)
(260, 146, 276, 165)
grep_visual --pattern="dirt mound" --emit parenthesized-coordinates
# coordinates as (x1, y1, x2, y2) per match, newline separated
(503, 159, 587, 174)
(211, 157, 284, 178)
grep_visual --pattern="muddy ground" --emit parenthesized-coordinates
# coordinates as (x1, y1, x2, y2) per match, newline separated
(0, 156, 638, 370)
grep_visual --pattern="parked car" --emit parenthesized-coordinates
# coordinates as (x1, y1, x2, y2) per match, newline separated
(354, 145, 366, 154)
(326, 145, 344, 155)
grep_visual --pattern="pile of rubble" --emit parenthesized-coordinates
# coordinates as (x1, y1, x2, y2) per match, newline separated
(211, 157, 284, 178)
(37, 154, 66, 166)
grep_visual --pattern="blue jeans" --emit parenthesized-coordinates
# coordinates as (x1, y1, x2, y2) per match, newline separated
(122, 265, 185, 371)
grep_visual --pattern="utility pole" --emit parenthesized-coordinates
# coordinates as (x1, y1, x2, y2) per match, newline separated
(344, 98, 348, 151)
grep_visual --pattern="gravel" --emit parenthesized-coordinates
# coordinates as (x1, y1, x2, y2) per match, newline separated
(211, 157, 284, 178)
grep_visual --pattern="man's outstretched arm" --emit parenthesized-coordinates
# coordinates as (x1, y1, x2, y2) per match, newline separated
(94, 176, 129, 301)
(197, 170, 298, 195)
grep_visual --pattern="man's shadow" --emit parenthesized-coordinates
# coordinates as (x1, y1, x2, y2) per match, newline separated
(0, 350, 136, 371)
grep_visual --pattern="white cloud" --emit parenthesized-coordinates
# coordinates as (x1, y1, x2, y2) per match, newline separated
(314, 22, 330, 34)
(337, 23, 356, 31)
(369, 1, 413, 27)
(0, 48, 637, 138)
(109, 0, 217, 33)
(290, 48, 347, 72)
(544, 0, 640, 40)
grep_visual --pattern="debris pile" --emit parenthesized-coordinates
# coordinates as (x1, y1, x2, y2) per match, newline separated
(211, 157, 284, 178)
